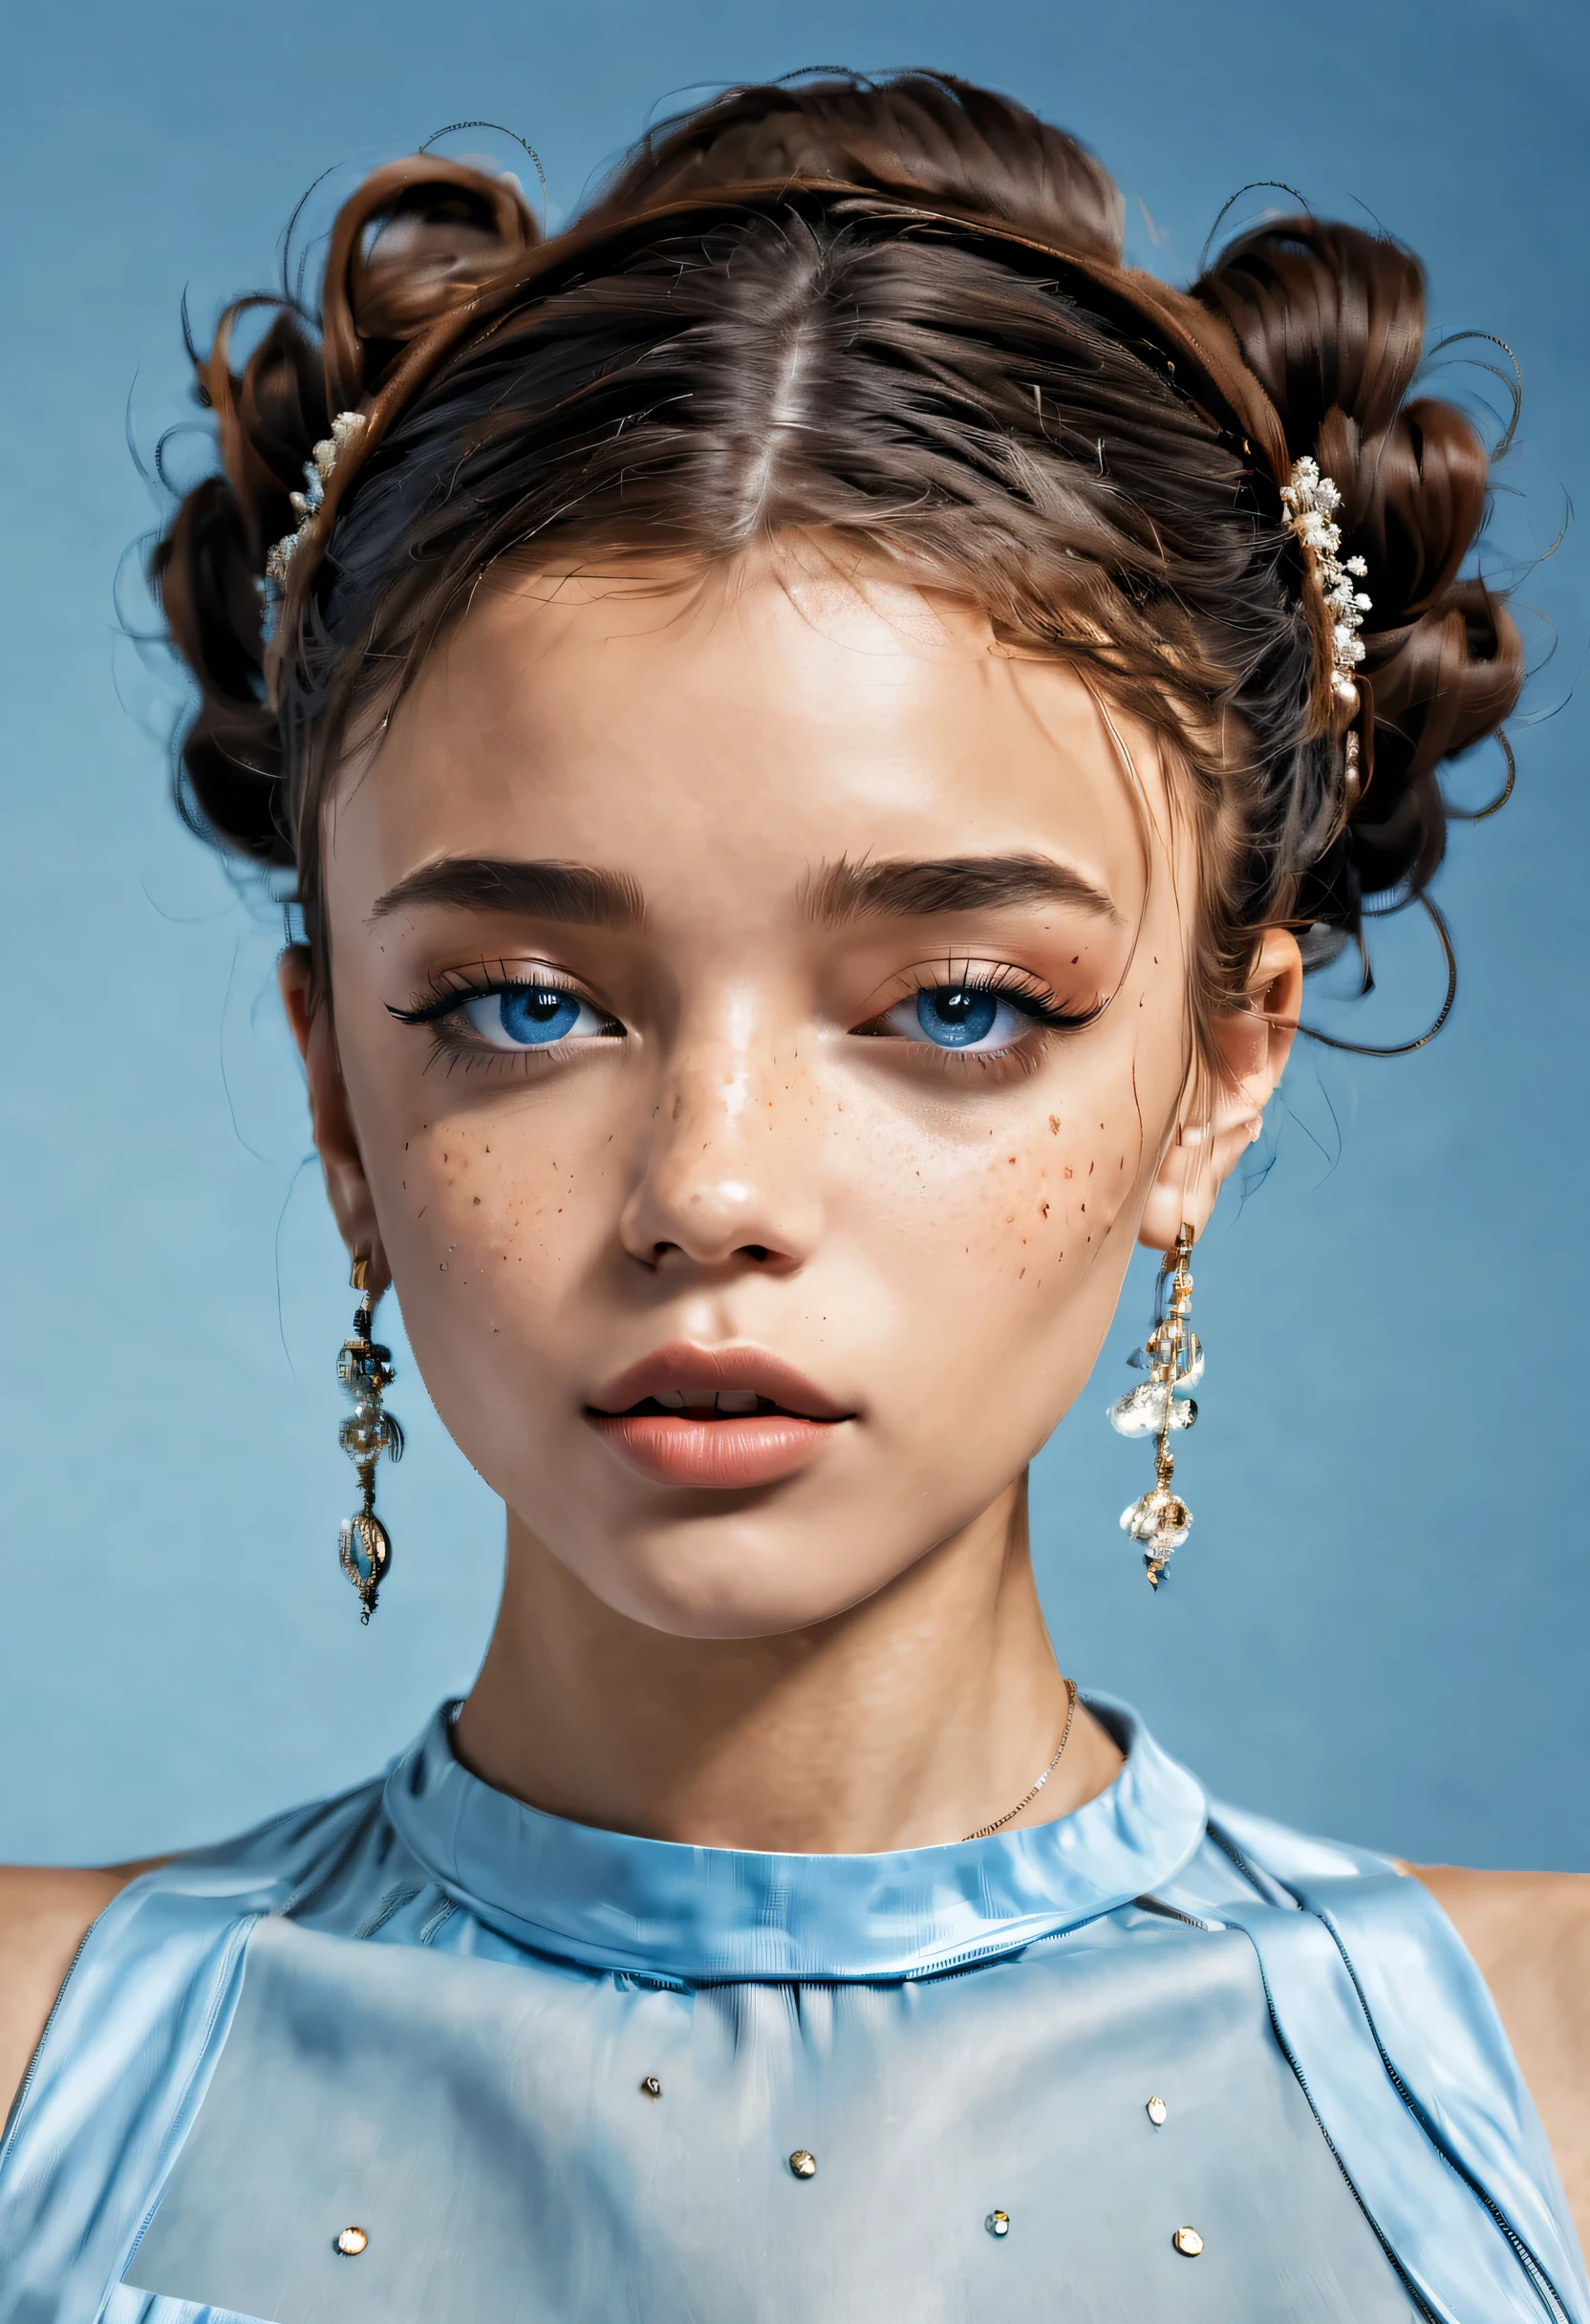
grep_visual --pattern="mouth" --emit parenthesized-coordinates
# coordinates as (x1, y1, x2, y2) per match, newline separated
(586, 1345, 853, 1491)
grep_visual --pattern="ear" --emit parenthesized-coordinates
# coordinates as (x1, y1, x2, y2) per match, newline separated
(1138, 925, 1303, 1253)
(278, 946, 391, 1295)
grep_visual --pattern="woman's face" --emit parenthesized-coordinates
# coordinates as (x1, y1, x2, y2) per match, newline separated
(310, 555, 1258, 1639)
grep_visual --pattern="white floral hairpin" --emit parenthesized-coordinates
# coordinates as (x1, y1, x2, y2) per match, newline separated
(265, 410, 367, 591)
(1279, 455, 1371, 718)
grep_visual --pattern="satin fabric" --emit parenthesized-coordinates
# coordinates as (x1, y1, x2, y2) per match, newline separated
(0, 1696, 1581, 2323)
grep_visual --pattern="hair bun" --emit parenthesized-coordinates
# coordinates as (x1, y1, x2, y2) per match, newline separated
(154, 157, 536, 866)
(319, 158, 539, 410)
(588, 71, 1126, 264)
(1194, 217, 1522, 915)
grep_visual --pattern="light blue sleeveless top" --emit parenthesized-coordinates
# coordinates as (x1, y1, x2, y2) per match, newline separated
(1, 1696, 1583, 2323)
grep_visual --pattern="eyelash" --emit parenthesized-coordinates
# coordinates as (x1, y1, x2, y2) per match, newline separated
(393, 964, 588, 1022)
(388, 959, 1104, 1073)
(861, 961, 1104, 1071)
(882, 961, 1100, 1032)
(389, 963, 622, 1073)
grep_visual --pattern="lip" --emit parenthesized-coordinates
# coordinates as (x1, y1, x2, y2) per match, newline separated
(586, 1343, 854, 1491)
(591, 1344, 853, 1424)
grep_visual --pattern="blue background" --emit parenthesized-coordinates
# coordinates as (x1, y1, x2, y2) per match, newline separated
(2, 0, 1584, 1868)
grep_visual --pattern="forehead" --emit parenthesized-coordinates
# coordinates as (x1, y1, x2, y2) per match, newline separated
(323, 554, 1177, 925)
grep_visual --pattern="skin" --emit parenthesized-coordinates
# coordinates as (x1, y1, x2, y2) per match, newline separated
(2, 553, 1583, 2239)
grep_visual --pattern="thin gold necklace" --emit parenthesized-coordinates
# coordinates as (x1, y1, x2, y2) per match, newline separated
(961, 1677, 1079, 1842)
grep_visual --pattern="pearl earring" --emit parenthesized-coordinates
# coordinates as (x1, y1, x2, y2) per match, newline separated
(1108, 1223, 1201, 1590)
(336, 1257, 403, 1621)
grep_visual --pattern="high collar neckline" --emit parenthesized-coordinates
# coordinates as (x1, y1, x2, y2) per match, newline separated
(382, 1693, 1208, 1985)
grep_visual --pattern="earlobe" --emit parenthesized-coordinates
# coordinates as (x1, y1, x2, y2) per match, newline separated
(1137, 926, 1303, 1252)
(276, 947, 391, 1295)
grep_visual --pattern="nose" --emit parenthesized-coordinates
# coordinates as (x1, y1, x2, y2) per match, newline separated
(618, 1001, 824, 1276)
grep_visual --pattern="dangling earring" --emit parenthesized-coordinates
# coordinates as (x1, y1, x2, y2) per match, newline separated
(1108, 1223, 1201, 1590)
(336, 1255, 403, 1622)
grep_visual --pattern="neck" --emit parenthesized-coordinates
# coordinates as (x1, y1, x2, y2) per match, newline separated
(454, 1477, 1123, 1853)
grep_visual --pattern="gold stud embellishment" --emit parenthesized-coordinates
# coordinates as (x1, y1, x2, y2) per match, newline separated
(1146, 2095, 1169, 2126)
(1172, 2226, 1205, 2257)
(334, 2226, 369, 2257)
(640, 2075, 662, 2098)
(985, 2210, 1011, 2238)
(788, 2149, 818, 2179)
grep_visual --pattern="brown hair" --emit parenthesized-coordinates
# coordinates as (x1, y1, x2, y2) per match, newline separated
(154, 72, 1521, 1047)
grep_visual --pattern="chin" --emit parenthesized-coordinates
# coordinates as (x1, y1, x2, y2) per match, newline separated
(564, 1514, 900, 1642)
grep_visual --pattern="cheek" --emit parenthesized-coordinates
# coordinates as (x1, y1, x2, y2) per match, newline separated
(819, 1090, 1148, 1452)
(845, 1051, 1159, 1303)
(364, 1096, 615, 1361)
(898, 1134, 1133, 1341)
(828, 1026, 1181, 1466)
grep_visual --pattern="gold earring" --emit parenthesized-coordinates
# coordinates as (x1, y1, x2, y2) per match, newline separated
(1108, 1223, 1201, 1590)
(336, 1259, 402, 1622)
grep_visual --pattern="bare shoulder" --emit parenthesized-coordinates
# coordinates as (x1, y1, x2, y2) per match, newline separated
(0, 1863, 157, 2123)
(1411, 1863, 1590, 2251)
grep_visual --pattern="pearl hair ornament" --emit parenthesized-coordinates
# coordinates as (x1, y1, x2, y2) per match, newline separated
(265, 410, 368, 591)
(1278, 456, 1372, 721)
(260, 420, 1373, 782)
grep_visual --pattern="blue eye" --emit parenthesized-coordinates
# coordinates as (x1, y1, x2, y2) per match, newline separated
(460, 986, 612, 1049)
(915, 988, 998, 1046)
(883, 985, 1034, 1053)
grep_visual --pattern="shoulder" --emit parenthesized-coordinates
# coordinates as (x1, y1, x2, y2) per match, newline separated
(0, 1777, 399, 2315)
(1193, 1798, 1590, 2299)
(1411, 1864, 1590, 2249)
(0, 1774, 393, 2131)
(0, 1864, 152, 2124)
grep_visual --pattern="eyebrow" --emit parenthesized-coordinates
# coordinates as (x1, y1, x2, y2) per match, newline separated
(803, 854, 1120, 926)
(369, 856, 646, 930)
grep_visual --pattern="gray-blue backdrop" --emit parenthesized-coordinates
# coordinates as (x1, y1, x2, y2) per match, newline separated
(3, 0, 1584, 1868)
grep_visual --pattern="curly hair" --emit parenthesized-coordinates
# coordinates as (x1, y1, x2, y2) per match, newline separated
(153, 72, 1521, 1052)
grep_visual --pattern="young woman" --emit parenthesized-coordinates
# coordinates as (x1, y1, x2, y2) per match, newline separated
(1, 72, 1584, 2324)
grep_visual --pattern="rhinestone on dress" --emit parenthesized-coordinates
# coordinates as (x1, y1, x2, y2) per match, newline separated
(334, 2226, 369, 2257)
(640, 2075, 662, 2098)
(788, 2148, 818, 2179)
(1173, 2225, 1205, 2257)
(1147, 2095, 1168, 2126)
(985, 2209, 1011, 2237)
